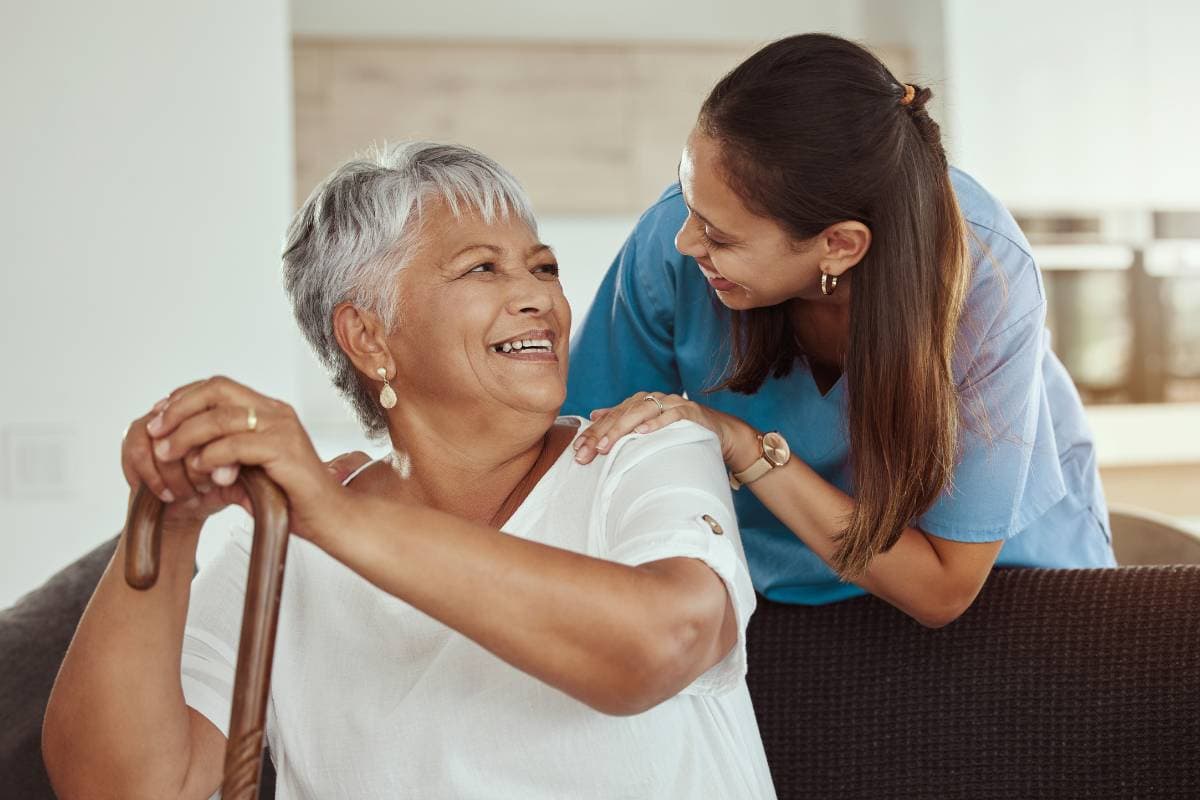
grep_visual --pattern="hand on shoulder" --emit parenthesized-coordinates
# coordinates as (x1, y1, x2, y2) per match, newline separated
(572, 392, 757, 469)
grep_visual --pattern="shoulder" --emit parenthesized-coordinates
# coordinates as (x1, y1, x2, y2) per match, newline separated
(951, 167, 1047, 347)
(600, 420, 726, 480)
(606, 184, 695, 305)
(639, 183, 689, 231)
(622, 184, 689, 260)
(951, 166, 1033, 255)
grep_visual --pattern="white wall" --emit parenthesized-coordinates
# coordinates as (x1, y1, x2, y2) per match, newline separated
(0, 1, 294, 607)
(944, 0, 1200, 209)
(291, 0, 862, 42)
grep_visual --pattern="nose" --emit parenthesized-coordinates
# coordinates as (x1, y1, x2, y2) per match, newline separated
(674, 212, 707, 260)
(505, 271, 558, 318)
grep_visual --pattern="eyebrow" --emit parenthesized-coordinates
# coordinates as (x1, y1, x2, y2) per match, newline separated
(446, 242, 555, 263)
(677, 163, 736, 240)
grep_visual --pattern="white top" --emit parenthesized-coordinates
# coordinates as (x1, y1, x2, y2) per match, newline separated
(181, 418, 777, 799)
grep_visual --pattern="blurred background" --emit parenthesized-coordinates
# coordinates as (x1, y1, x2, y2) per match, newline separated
(2, 0, 1198, 607)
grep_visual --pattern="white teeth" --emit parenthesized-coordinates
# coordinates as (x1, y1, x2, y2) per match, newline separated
(494, 336, 552, 353)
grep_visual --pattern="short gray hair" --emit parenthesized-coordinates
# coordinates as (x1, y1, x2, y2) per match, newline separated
(282, 142, 537, 440)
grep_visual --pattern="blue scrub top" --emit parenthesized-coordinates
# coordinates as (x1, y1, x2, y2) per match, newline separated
(564, 167, 1116, 605)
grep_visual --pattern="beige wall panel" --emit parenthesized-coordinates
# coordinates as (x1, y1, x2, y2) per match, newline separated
(294, 38, 911, 214)
(627, 44, 759, 209)
(294, 42, 334, 204)
(297, 40, 634, 212)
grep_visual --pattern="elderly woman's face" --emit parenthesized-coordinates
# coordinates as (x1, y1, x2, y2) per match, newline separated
(388, 198, 570, 418)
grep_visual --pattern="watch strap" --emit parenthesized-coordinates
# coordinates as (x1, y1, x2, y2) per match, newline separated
(729, 456, 774, 491)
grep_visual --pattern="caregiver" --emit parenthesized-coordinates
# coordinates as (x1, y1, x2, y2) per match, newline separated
(566, 33, 1116, 627)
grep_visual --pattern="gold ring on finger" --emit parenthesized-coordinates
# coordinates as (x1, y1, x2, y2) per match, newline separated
(643, 394, 666, 416)
(246, 406, 258, 432)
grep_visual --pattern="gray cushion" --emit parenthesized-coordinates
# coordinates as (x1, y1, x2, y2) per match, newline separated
(0, 534, 119, 798)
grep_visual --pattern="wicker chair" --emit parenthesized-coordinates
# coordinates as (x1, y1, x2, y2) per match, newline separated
(4, 538, 1199, 799)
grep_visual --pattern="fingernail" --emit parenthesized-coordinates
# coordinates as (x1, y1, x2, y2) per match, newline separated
(154, 440, 170, 460)
(185, 497, 200, 509)
(147, 414, 164, 435)
(197, 483, 212, 494)
(213, 466, 236, 485)
(190, 453, 202, 469)
(574, 446, 591, 463)
(572, 438, 583, 451)
(160, 489, 175, 503)
(597, 437, 609, 452)
(326, 464, 339, 473)
(152, 397, 169, 413)
(635, 424, 649, 434)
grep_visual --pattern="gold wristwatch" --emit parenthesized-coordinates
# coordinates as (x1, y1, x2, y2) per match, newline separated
(729, 431, 792, 490)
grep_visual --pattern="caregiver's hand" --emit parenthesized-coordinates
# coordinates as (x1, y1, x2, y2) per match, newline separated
(142, 375, 347, 542)
(325, 450, 372, 484)
(573, 392, 758, 468)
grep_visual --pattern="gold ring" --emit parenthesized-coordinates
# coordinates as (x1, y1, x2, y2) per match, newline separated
(643, 394, 665, 415)
(246, 407, 258, 432)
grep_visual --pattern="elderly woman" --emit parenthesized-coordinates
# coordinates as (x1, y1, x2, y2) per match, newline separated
(42, 143, 776, 799)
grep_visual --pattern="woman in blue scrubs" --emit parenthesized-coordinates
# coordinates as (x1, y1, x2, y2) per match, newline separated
(567, 33, 1115, 627)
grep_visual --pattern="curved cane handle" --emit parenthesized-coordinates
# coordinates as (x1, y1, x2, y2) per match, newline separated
(123, 467, 290, 800)
(124, 483, 166, 590)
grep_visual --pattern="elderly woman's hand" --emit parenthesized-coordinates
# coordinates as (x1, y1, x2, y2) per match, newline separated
(141, 375, 348, 542)
(573, 392, 759, 469)
(121, 397, 251, 531)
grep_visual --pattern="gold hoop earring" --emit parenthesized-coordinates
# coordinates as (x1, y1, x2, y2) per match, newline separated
(820, 272, 839, 296)
(376, 367, 397, 409)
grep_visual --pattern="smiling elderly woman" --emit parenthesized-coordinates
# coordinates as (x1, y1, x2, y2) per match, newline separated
(42, 143, 777, 799)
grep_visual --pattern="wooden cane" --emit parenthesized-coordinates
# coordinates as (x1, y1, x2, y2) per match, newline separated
(125, 467, 289, 800)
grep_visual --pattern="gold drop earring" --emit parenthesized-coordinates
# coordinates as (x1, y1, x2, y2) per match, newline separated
(377, 367, 397, 409)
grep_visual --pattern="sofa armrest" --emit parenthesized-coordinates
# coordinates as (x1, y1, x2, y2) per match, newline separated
(746, 566, 1200, 800)
(0, 535, 120, 798)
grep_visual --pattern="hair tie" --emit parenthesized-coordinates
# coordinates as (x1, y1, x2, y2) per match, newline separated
(900, 83, 916, 107)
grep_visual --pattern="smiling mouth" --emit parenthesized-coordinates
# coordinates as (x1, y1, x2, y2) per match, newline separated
(699, 266, 739, 291)
(492, 337, 553, 354)
(489, 330, 558, 360)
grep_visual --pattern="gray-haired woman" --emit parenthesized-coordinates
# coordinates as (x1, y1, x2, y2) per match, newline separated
(43, 143, 776, 799)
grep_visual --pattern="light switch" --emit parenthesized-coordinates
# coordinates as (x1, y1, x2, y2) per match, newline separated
(1, 424, 76, 499)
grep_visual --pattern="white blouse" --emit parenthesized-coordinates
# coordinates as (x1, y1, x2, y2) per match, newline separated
(181, 418, 776, 799)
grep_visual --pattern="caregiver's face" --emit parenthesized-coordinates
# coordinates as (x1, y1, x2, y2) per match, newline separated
(675, 128, 824, 310)
(389, 198, 570, 418)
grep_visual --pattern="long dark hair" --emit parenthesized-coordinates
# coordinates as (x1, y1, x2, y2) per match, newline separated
(700, 33, 969, 578)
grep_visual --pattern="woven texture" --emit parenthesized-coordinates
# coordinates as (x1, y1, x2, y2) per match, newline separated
(5, 551, 1199, 798)
(745, 567, 1200, 800)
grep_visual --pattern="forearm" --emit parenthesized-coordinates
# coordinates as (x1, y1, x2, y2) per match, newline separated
(44, 523, 202, 799)
(318, 496, 729, 714)
(743, 451, 987, 626)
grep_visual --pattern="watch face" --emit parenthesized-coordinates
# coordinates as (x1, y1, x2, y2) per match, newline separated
(762, 432, 791, 467)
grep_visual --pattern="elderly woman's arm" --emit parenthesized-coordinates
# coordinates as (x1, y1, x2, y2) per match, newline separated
(319, 495, 736, 715)
(42, 402, 258, 800)
(42, 518, 226, 800)
(146, 376, 741, 715)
